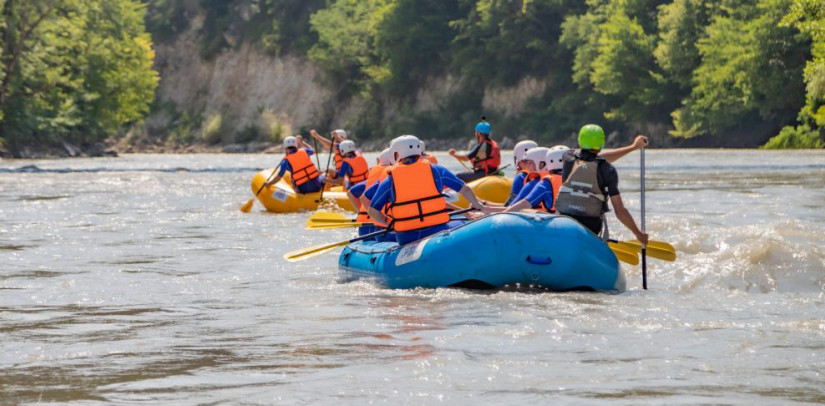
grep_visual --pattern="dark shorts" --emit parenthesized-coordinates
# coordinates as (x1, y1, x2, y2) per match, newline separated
(570, 215, 603, 236)
(296, 178, 322, 194)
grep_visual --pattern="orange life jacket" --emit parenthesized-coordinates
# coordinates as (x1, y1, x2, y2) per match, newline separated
(343, 152, 369, 183)
(422, 153, 438, 164)
(284, 148, 320, 186)
(334, 148, 343, 171)
(536, 173, 563, 213)
(356, 165, 391, 224)
(472, 139, 501, 174)
(387, 160, 450, 232)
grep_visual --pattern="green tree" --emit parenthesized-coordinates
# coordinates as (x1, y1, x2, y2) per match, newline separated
(763, 0, 825, 148)
(0, 0, 158, 153)
(673, 0, 808, 138)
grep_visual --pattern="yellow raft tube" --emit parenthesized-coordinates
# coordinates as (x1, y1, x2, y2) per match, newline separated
(251, 169, 513, 213)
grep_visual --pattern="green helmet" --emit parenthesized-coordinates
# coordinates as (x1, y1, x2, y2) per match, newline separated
(578, 124, 605, 150)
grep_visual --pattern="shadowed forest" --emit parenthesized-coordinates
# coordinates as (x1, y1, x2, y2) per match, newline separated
(1, 0, 824, 157)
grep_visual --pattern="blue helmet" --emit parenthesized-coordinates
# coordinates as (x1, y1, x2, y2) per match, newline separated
(475, 118, 491, 135)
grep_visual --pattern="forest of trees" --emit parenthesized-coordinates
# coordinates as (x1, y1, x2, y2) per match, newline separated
(0, 0, 158, 154)
(1, 0, 824, 156)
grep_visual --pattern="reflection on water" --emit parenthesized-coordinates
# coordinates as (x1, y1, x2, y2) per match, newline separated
(1, 151, 824, 404)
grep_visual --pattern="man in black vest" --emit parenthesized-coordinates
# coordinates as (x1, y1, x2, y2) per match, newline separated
(556, 124, 648, 245)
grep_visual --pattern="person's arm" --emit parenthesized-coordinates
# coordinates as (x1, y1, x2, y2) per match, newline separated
(346, 189, 361, 212)
(264, 161, 288, 187)
(448, 143, 480, 162)
(309, 129, 332, 149)
(367, 178, 393, 227)
(503, 199, 531, 213)
(600, 135, 648, 164)
(610, 194, 649, 244)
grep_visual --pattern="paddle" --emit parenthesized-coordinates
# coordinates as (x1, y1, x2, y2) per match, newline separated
(454, 153, 472, 171)
(607, 242, 640, 266)
(285, 207, 475, 262)
(641, 147, 647, 289)
(617, 240, 676, 262)
(240, 159, 284, 213)
(306, 222, 368, 230)
(307, 211, 354, 224)
(315, 132, 336, 204)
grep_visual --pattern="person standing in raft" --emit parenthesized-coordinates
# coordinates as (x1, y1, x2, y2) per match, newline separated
(369, 135, 489, 245)
(449, 117, 501, 183)
(309, 128, 348, 173)
(555, 124, 648, 245)
(324, 140, 369, 191)
(264, 135, 323, 194)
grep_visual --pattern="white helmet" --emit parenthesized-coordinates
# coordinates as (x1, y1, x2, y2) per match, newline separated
(523, 147, 550, 171)
(391, 135, 422, 160)
(513, 140, 538, 166)
(339, 140, 357, 155)
(332, 129, 347, 140)
(283, 136, 297, 149)
(378, 148, 395, 166)
(545, 145, 570, 171)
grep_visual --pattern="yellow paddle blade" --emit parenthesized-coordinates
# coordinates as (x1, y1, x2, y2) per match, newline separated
(608, 242, 640, 266)
(308, 211, 351, 223)
(283, 240, 350, 262)
(623, 240, 677, 262)
(625, 240, 675, 252)
(240, 198, 255, 213)
(306, 222, 367, 230)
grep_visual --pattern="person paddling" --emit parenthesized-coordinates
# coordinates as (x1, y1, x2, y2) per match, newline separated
(502, 146, 569, 213)
(369, 135, 488, 245)
(346, 148, 396, 240)
(264, 135, 323, 194)
(505, 140, 539, 205)
(449, 117, 501, 183)
(325, 140, 369, 191)
(555, 124, 648, 245)
(309, 128, 348, 172)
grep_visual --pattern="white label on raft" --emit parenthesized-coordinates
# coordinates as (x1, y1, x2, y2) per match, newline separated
(395, 238, 430, 267)
(443, 189, 459, 203)
(272, 189, 289, 202)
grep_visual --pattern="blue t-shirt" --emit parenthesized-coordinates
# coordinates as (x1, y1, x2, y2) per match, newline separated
(523, 178, 554, 210)
(505, 171, 528, 206)
(334, 153, 358, 179)
(277, 148, 315, 177)
(349, 181, 367, 198)
(370, 160, 465, 212)
(511, 176, 541, 205)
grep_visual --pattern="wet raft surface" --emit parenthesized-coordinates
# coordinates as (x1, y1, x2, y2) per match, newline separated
(1, 151, 824, 404)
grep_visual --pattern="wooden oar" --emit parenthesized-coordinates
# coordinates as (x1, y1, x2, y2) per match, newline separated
(285, 207, 474, 262)
(240, 160, 283, 213)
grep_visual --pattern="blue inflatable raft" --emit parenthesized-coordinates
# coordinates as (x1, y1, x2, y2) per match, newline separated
(338, 213, 626, 291)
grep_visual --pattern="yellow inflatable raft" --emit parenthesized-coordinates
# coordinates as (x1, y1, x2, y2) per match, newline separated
(448, 175, 512, 208)
(251, 170, 355, 213)
(251, 169, 512, 213)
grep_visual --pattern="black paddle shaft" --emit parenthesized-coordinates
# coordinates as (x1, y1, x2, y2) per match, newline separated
(254, 158, 285, 197)
(317, 132, 336, 203)
(350, 207, 476, 244)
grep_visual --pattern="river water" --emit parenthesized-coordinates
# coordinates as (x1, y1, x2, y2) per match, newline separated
(1, 150, 824, 405)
